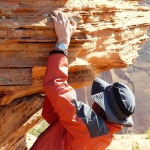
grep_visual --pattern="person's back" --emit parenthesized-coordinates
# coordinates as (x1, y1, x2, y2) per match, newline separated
(31, 91, 121, 150)
(30, 11, 135, 150)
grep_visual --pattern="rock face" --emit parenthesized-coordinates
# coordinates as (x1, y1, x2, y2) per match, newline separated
(0, 95, 44, 150)
(0, 0, 150, 105)
(101, 2, 150, 134)
(0, 0, 150, 149)
(76, 25, 150, 134)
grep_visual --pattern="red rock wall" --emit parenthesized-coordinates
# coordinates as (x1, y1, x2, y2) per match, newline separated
(0, 0, 150, 149)
(0, 0, 150, 105)
(75, 26, 150, 134)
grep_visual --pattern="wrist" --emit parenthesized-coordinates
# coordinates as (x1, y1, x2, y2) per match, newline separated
(55, 43, 68, 51)
(57, 38, 70, 46)
(49, 49, 68, 57)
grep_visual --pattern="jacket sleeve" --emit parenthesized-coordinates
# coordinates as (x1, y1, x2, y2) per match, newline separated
(42, 95, 59, 124)
(43, 53, 109, 140)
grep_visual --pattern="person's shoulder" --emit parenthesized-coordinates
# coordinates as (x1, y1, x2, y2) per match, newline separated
(75, 101, 109, 138)
(106, 122, 122, 134)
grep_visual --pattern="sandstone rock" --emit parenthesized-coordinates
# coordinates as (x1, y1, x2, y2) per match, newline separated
(75, 27, 150, 134)
(0, 95, 44, 150)
(0, 0, 150, 105)
(106, 134, 150, 150)
(101, 27, 150, 134)
(0, 0, 150, 149)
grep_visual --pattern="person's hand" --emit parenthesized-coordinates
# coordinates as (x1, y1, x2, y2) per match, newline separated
(51, 11, 77, 46)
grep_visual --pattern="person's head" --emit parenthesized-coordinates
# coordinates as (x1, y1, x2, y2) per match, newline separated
(91, 78, 135, 127)
(92, 101, 107, 120)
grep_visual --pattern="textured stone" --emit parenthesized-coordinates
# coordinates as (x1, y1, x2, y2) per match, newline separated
(102, 27, 150, 134)
(0, 0, 150, 104)
(0, 0, 150, 149)
(0, 95, 44, 150)
(75, 28, 150, 134)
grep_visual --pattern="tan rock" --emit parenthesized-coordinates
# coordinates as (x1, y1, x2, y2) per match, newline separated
(106, 134, 150, 150)
(0, 0, 150, 105)
(0, 95, 44, 150)
(0, 0, 150, 149)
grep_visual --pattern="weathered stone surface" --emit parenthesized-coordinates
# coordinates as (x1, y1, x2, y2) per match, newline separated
(76, 27, 150, 134)
(107, 134, 150, 150)
(0, 0, 150, 105)
(102, 28, 150, 134)
(0, 0, 150, 149)
(0, 95, 44, 150)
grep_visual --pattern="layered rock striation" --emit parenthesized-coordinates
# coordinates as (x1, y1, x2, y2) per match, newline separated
(0, 0, 150, 105)
(0, 94, 44, 150)
(0, 0, 150, 149)
(76, 26, 150, 134)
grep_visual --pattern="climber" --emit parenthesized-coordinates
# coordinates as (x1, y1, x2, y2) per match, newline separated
(30, 11, 135, 150)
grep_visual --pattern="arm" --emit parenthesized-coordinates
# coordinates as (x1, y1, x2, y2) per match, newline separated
(42, 10, 76, 125)
(43, 53, 109, 140)
(43, 11, 109, 140)
(42, 95, 59, 124)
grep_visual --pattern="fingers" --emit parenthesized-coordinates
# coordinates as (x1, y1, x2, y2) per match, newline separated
(51, 11, 67, 22)
(51, 10, 77, 35)
(51, 11, 61, 22)
(59, 12, 65, 21)
(51, 11, 73, 24)
(50, 14, 57, 22)
(70, 19, 77, 27)
(59, 11, 69, 22)
(62, 12, 69, 22)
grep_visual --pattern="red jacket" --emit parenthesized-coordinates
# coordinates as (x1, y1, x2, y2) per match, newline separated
(30, 53, 122, 150)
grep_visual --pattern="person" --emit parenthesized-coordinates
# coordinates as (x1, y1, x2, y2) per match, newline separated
(30, 11, 135, 150)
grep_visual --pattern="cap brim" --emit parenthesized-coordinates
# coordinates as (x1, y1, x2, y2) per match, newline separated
(104, 90, 134, 127)
(91, 78, 134, 127)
